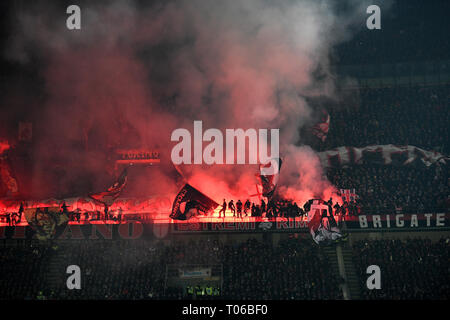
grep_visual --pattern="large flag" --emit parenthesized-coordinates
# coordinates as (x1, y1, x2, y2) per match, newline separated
(318, 145, 449, 169)
(24, 206, 69, 241)
(170, 184, 219, 220)
(259, 158, 282, 198)
(339, 188, 358, 202)
(307, 200, 325, 234)
(89, 166, 129, 206)
(307, 199, 343, 245)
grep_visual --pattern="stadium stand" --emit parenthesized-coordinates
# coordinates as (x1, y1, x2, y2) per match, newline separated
(352, 238, 450, 299)
(323, 85, 449, 214)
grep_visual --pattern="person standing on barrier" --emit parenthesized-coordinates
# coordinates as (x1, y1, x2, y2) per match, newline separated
(6, 212, 11, 226)
(236, 200, 243, 218)
(261, 199, 266, 216)
(229, 200, 236, 217)
(219, 199, 227, 218)
(118, 208, 123, 224)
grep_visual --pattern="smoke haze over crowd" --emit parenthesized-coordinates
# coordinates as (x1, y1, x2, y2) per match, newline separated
(1, 0, 379, 204)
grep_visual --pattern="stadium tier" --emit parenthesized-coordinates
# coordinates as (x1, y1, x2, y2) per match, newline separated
(0, 232, 449, 300)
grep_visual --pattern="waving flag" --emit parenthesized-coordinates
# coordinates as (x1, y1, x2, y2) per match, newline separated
(24, 206, 69, 240)
(339, 188, 358, 202)
(170, 184, 219, 220)
(89, 166, 129, 206)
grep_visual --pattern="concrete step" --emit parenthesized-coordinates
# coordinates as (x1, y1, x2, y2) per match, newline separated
(321, 247, 349, 300)
(45, 246, 72, 290)
(340, 246, 362, 300)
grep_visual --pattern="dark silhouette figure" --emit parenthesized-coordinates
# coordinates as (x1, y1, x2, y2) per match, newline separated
(236, 200, 243, 218)
(229, 200, 236, 217)
(219, 199, 227, 218)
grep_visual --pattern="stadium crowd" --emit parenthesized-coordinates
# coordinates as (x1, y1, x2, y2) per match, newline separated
(220, 238, 342, 300)
(327, 165, 448, 214)
(321, 85, 449, 214)
(0, 244, 51, 299)
(324, 86, 449, 153)
(352, 237, 450, 300)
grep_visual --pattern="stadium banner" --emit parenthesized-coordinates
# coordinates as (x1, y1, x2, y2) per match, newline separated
(178, 267, 212, 278)
(0, 196, 173, 213)
(0, 213, 448, 239)
(169, 213, 449, 233)
(114, 149, 160, 167)
(346, 213, 448, 231)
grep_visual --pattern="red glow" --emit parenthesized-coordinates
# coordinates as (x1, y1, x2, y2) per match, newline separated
(0, 140, 10, 155)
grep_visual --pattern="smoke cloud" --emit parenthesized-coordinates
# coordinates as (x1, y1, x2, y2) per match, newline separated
(3, 0, 373, 205)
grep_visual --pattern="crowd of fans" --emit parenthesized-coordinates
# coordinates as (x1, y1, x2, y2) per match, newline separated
(216, 198, 305, 220)
(352, 237, 450, 300)
(177, 85, 448, 218)
(334, 0, 450, 65)
(0, 206, 129, 226)
(2, 85, 448, 219)
(220, 238, 342, 300)
(324, 86, 449, 153)
(0, 244, 51, 299)
(0, 237, 343, 300)
(49, 240, 167, 299)
(321, 85, 449, 214)
(327, 165, 448, 214)
(2, 236, 448, 300)
(206, 197, 357, 221)
(0, 211, 23, 226)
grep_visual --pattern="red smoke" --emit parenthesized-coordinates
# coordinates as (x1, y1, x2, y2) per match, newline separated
(1, 0, 364, 207)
